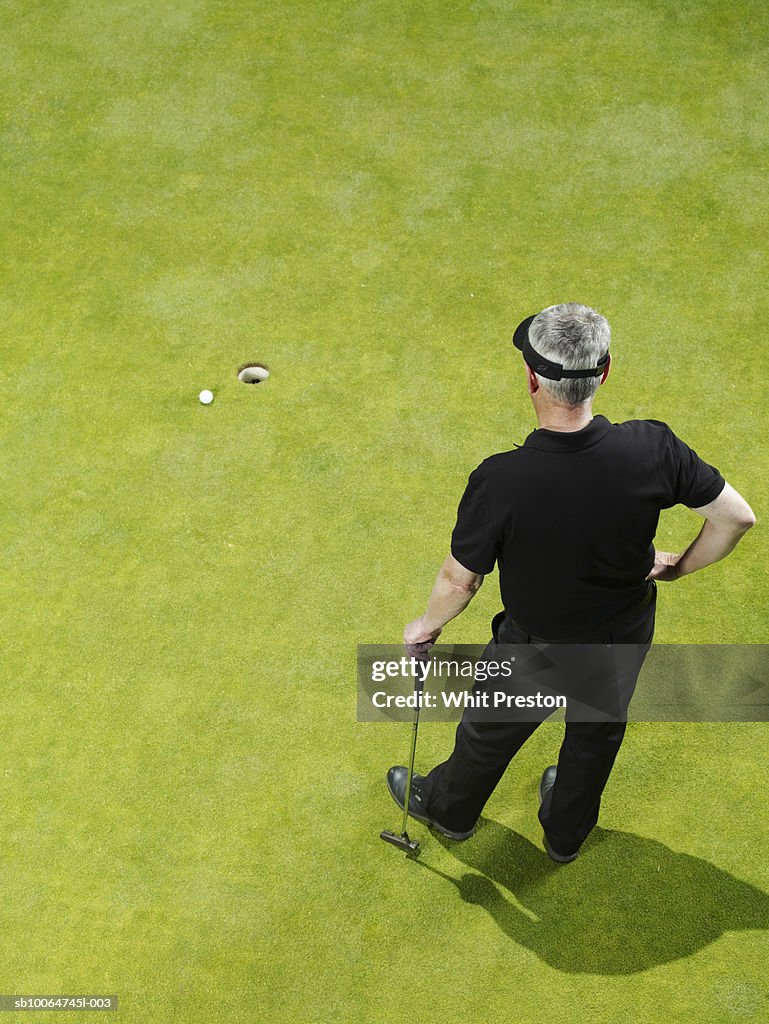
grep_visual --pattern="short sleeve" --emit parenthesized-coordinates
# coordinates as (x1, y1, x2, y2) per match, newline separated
(665, 426, 725, 508)
(450, 468, 500, 575)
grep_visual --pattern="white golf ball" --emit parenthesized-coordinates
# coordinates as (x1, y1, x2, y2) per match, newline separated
(199, 389, 214, 405)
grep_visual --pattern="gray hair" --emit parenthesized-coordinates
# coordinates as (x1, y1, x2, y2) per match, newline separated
(529, 303, 611, 406)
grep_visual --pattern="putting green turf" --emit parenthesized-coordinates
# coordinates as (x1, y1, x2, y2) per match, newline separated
(1, 1, 767, 1020)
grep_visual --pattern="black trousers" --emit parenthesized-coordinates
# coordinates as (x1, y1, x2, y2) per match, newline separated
(419, 588, 656, 856)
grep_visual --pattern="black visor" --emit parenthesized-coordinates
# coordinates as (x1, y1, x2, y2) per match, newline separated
(513, 314, 609, 381)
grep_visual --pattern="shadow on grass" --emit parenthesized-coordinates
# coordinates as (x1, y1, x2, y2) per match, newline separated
(417, 820, 769, 974)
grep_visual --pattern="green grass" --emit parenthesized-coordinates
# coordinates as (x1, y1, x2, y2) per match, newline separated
(0, 1, 767, 1020)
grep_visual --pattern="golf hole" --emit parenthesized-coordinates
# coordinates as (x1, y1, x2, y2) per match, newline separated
(237, 363, 270, 384)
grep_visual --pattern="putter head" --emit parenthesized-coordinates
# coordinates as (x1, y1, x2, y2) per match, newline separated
(380, 829, 420, 855)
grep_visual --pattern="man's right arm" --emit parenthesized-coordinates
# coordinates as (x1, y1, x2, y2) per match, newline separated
(648, 482, 756, 582)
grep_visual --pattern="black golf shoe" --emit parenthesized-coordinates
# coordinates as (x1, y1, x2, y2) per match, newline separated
(538, 764, 558, 804)
(386, 766, 476, 841)
(538, 765, 579, 863)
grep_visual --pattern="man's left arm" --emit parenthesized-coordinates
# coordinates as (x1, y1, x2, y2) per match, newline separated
(403, 554, 484, 651)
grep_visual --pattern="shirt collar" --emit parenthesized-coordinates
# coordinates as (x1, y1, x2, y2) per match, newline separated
(521, 414, 612, 453)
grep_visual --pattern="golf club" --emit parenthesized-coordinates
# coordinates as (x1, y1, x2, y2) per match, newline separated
(380, 646, 428, 856)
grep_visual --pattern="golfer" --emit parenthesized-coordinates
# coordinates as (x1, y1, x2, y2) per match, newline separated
(387, 302, 755, 862)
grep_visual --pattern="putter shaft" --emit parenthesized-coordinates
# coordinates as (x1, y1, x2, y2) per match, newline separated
(381, 649, 428, 856)
(400, 707, 420, 836)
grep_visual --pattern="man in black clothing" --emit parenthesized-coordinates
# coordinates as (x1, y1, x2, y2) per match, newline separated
(386, 302, 756, 862)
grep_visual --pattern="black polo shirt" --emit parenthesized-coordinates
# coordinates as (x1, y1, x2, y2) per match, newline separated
(450, 415, 725, 640)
